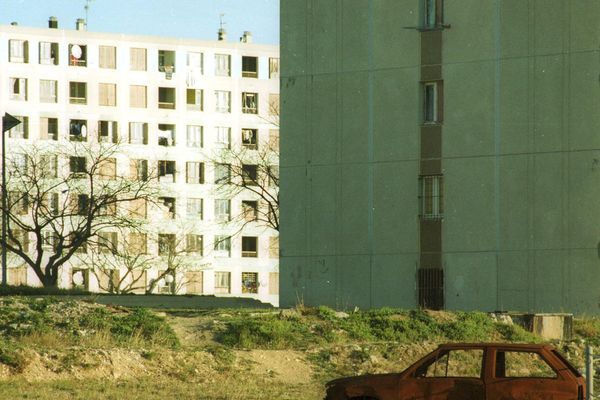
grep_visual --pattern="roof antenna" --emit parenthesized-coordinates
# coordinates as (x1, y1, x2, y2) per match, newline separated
(218, 13, 227, 41)
(84, 0, 94, 29)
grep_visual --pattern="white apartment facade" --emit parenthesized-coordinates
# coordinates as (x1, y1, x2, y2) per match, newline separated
(0, 19, 280, 305)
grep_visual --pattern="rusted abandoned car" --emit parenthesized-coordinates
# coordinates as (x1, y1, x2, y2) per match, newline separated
(325, 343, 585, 400)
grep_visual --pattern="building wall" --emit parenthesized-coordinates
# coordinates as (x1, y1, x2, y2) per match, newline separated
(280, 0, 600, 314)
(0, 23, 280, 305)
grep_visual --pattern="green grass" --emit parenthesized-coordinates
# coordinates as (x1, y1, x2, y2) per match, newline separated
(0, 285, 91, 296)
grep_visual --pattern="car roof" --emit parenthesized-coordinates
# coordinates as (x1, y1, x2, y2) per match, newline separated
(437, 343, 553, 351)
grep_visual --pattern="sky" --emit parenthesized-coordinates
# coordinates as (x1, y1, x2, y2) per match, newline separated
(0, 0, 280, 44)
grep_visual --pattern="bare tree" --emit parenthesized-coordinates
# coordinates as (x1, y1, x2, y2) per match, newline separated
(211, 98, 280, 232)
(2, 142, 158, 288)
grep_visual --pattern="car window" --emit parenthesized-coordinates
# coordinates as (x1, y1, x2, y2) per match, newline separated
(424, 349, 483, 378)
(495, 351, 557, 378)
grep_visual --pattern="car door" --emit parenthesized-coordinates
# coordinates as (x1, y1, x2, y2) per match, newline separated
(400, 348, 485, 400)
(485, 348, 577, 400)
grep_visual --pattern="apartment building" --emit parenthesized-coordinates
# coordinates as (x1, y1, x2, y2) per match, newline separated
(280, 0, 600, 314)
(0, 18, 280, 305)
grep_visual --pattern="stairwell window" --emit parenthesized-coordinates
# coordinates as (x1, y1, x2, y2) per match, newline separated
(424, 0, 444, 29)
(419, 175, 444, 220)
(423, 82, 437, 123)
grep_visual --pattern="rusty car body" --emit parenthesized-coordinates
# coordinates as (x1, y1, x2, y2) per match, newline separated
(324, 343, 585, 400)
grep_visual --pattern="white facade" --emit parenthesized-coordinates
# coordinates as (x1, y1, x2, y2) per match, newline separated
(0, 22, 280, 305)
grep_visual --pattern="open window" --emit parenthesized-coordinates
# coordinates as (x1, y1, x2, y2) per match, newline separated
(129, 122, 148, 145)
(242, 129, 258, 150)
(415, 349, 483, 378)
(9, 39, 28, 63)
(8, 116, 28, 139)
(68, 44, 87, 67)
(185, 234, 203, 255)
(158, 87, 176, 109)
(241, 272, 259, 293)
(242, 236, 258, 258)
(39, 42, 59, 65)
(98, 121, 118, 143)
(40, 117, 58, 141)
(158, 160, 176, 183)
(158, 197, 176, 219)
(158, 50, 176, 73)
(242, 56, 258, 78)
(495, 351, 557, 379)
(242, 200, 258, 221)
(242, 164, 258, 186)
(186, 162, 204, 184)
(158, 233, 176, 255)
(69, 119, 88, 142)
(186, 89, 203, 111)
(9, 77, 27, 101)
(242, 92, 258, 114)
(158, 124, 176, 146)
(69, 82, 87, 104)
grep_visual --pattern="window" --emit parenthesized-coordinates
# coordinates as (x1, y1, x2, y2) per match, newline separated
(42, 192, 59, 215)
(269, 272, 279, 295)
(158, 50, 176, 72)
(242, 200, 258, 222)
(98, 231, 118, 254)
(99, 83, 117, 106)
(98, 158, 117, 180)
(242, 236, 258, 258)
(9, 192, 28, 215)
(214, 199, 230, 222)
(424, 0, 444, 29)
(420, 175, 443, 219)
(69, 82, 87, 104)
(42, 231, 58, 250)
(186, 198, 203, 219)
(8, 267, 28, 286)
(242, 56, 258, 78)
(417, 349, 483, 378)
(496, 351, 557, 379)
(158, 87, 176, 109)
(130, 85, 147, 108)
(99, 45, 116, 69)
(40, 155, 58, 178)
(72, 194, 90, 215)
(9, 39, 28, 63)
(69, 156, 87, 175)
(186, 162, 205, 184)
(130, 48, 147, 71)
(129, 122, 148, 144)
(187, 52, 203, 71)
(158, 160, 176, 183)
(158, 124, 176, 146)
(9, 78, 27, 101)
(214, 236, 231, 257)
(39, 42, 58, 65)
(269, 93, 280, 116)
(186, 125, 203, 148)
(128, 198, 147, 219)
(68, 44, 87, 66)
(40, 80, 58, 103)
(186, 89, 203, 111)
(215, 127, 231, 148)
(98, 121, 118, 143)
(128, 232, 147, 254)
(185, 271, 203, 295)
(214, 164, 231, 184)
(269, 236, 279, 258)
(185, 234, 203, 255)
(242, 129, 258, 150)
(423, 82, 440, 123)
(241, 272, 258, 294)
(158, 233, 176, 255)
(158, 197, 176, 219)
(8, 116, 28, 139)
(69, 119, 88, 141)
(215, 54, 231, 76)
(242, 164, 258, 186)
(215, 90, 231, 113)
(267, 165, 279, 188)
(71, 269, 89, 288)
(130, 159, 148, 181)
(40, 117, 58, 140)
(242, 92, 258, 114)
(269, 58, 280, 79)
(269, 129, 280, 150)
(214, 271, 231, 293)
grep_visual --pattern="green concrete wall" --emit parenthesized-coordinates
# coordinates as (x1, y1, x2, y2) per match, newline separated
(281, 0, 600, 314)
